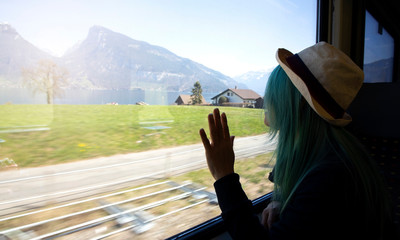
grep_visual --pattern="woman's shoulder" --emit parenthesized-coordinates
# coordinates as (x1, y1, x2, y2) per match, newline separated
(314, 151, 352, 173)
(300, 151, 355, 195)
(276, 152, 368, 239)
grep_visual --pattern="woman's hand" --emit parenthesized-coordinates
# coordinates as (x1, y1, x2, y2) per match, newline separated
(199, 108, 235, 181)
(261, 201, 281, 229)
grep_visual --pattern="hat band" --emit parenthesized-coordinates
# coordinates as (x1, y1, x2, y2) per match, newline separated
(286, 54, 345, 119)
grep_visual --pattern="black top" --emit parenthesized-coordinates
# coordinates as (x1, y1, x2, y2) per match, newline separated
(214, 153, 388, 240)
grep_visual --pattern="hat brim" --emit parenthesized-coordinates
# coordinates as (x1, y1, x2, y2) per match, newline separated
(276, 48, 352, 127)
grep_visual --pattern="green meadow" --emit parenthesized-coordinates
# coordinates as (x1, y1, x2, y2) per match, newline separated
(0, 105, 268, 167)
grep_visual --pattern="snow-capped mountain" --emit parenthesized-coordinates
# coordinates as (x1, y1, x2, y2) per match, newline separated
(0, 23, 246, 92)
(234, 70, 273, 95)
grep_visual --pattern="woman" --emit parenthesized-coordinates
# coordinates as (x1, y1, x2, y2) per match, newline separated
(199, 42, 393, 239)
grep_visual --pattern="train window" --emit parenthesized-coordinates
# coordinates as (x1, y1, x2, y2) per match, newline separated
(363, 10, 395, 83)
(0, 1, 316, 239)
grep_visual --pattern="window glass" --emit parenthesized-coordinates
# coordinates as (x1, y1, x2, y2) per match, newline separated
(0, 1, 316, 239)
(363, 10, 395, 83)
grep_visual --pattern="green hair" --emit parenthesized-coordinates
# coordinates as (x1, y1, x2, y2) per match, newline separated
(264, 65, 391, 233)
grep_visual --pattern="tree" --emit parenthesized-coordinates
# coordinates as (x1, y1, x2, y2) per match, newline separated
(22, 60, 69, 104)
(218, 96, 229, 105)
(190, 81, 203, 105)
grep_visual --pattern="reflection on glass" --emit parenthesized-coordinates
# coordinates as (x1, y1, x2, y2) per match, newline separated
(0, 0, 316, 238)
(363, 11, 395, 83)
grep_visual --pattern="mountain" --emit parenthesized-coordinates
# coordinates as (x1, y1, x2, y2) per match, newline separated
(363, 58, 393, 83)
(62, 26, 245, 92)
(0, 23, 53, 87)
(234, 70, 272, 96)
(0, 24, 245, 92)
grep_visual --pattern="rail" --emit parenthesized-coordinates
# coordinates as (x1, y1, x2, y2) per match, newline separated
(0, 181, 217, 239)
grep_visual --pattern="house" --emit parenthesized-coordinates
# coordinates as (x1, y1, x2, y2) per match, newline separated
(175, 94, 207, 105)
(211, 88, 263, 108)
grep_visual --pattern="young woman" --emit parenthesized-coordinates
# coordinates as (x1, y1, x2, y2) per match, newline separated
(199, 42, 393, 239)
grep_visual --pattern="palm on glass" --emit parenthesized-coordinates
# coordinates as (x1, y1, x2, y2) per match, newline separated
(199, 108, 235, 181)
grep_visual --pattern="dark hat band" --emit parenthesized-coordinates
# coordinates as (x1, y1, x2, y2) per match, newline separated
(286, 54, 345, 119)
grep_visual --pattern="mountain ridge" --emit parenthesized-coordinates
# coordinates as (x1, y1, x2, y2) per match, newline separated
(0, 23, 246, 93)
(234, 69, 273, 95)
(0, 23, 54, 87)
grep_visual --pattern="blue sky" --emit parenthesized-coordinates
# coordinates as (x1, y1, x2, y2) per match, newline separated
(0, 0, 316, 77)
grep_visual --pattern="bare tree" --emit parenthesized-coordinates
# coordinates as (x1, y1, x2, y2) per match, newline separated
(22, 60, 68, 104)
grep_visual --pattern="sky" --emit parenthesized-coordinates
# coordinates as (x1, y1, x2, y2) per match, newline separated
(0, 0, 316, 77)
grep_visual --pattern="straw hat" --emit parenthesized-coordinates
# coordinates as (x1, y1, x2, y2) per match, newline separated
(276, 41, 364, 127)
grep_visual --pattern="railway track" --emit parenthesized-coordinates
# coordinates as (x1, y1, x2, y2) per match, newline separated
(0, 180, 218, 239)
(0, 135, 276, 239)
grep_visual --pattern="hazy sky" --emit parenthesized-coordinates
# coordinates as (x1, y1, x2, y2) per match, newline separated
(0, 0, 316, 77)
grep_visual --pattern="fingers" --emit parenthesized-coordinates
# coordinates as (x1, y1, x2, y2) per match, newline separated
(200, 109, 235, 181)
(261, 201, 281, 229)
(261, 207, 274, 229)
(208, 109, 222, 143)
(199, 128, 211, 151)
(213, 108, 223, 137)
(267, 214, 274, 229)
(208, 108, 231, 144)
(208, 113, 218, 144)
(261, 208, 269, 228)
(221, 112, 230, 140)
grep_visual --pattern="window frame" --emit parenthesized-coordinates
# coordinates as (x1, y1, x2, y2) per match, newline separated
(318, 0, 399, 83)
(363, 10, 396, 83)
(166, 193, 273, 240)
(3, 1, 399, 239)
(366, 0, 400, 82)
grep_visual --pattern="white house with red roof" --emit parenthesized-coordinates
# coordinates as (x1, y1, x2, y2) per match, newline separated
(211, 87, 263, 108)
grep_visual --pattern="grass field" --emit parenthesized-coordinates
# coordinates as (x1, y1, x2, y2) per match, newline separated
(0, 105, 268, 167)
